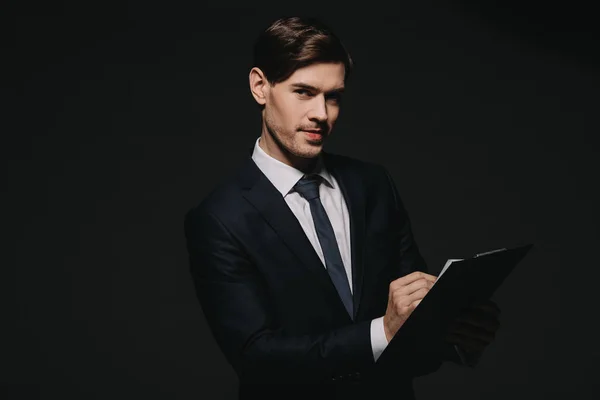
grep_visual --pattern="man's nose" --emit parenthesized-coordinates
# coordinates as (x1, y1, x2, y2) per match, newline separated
(308, 96, 328, 122)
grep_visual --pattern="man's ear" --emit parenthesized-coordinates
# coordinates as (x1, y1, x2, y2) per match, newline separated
(249, 67, 269, 106)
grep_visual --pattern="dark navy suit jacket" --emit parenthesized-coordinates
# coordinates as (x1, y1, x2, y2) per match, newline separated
(184, 151, 448, 398)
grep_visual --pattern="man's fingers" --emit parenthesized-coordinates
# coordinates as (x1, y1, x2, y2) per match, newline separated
(473, 300, 501, 315)
(466, 299, 501, 315)
(405, 288, 430, 305)
(458, 306, 501, 327)
(391, 271, 436, 290)
(447, 321, 497, 344)
(445, 333, 488, 353)
(452, 314, 500, 333)
(397, 277, 433, 297)
(393, 288, 429, 310)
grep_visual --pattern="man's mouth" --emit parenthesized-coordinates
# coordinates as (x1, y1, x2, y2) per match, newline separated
(303, 130, 325, 140)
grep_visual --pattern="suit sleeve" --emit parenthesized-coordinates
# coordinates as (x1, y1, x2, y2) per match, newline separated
(184, 207, 375, 383)
(382, 167, 429, 276)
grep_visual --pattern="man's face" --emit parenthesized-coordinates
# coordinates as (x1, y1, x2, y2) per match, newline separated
(261, 62, 345, 160)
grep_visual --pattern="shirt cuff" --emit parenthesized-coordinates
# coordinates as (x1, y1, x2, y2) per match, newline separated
(370, 316, 389, 362)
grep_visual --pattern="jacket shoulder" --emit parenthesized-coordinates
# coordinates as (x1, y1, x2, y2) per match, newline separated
(184, 162, 248, 226)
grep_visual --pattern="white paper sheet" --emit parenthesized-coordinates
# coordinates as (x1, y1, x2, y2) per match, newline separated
(433, 258, 463, 286)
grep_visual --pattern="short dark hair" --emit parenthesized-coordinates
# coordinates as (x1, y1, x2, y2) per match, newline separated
(252, 16, 354, 85)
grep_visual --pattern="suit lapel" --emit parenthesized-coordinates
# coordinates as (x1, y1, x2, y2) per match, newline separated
(238, 154, 366, 321)
(239, 158, 350, 317)
(323, 153, 366, 320)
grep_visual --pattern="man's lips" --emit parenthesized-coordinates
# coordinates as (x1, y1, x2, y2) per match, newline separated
(303, 130, 325, 140)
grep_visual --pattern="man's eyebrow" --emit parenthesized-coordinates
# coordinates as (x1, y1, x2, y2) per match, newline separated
(290, 83, 345, 94)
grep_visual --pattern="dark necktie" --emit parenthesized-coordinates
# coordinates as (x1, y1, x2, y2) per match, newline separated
(294, 174, 353, 319)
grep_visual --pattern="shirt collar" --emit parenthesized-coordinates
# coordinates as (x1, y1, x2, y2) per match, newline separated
(251, 137, 335, 197)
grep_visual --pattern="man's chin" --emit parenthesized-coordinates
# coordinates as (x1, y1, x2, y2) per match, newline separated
(298, 143, 324, 158)
(304, 135, 326, 148)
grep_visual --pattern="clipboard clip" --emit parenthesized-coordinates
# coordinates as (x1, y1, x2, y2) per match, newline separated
(474, 248, 507, 258)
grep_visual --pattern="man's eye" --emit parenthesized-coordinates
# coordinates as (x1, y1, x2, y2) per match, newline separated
(326, 94, 342, 103)
(295, 89, 312, 96)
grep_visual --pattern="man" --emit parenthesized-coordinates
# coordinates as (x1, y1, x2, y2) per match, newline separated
(184, 16, 500, 399)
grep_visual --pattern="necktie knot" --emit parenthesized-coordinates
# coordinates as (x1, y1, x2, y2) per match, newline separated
(294, 174, 322, 201)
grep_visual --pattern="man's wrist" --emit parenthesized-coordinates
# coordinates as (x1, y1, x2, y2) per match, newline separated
(382, 316, 390, 342)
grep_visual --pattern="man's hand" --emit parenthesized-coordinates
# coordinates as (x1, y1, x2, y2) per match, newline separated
(383, 271, 437, 342)
(445, 299, 501, 365)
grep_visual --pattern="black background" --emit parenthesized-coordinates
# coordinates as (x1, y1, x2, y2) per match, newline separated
(3, 1, 599, 399)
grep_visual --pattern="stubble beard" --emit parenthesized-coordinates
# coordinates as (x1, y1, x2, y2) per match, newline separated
(264, 114, 321, 160)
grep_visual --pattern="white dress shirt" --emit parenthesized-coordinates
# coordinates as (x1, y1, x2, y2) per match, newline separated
(251, 137, 389, 362)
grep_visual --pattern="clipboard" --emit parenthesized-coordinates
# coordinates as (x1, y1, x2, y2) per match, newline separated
(370, 243, 533, 374)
